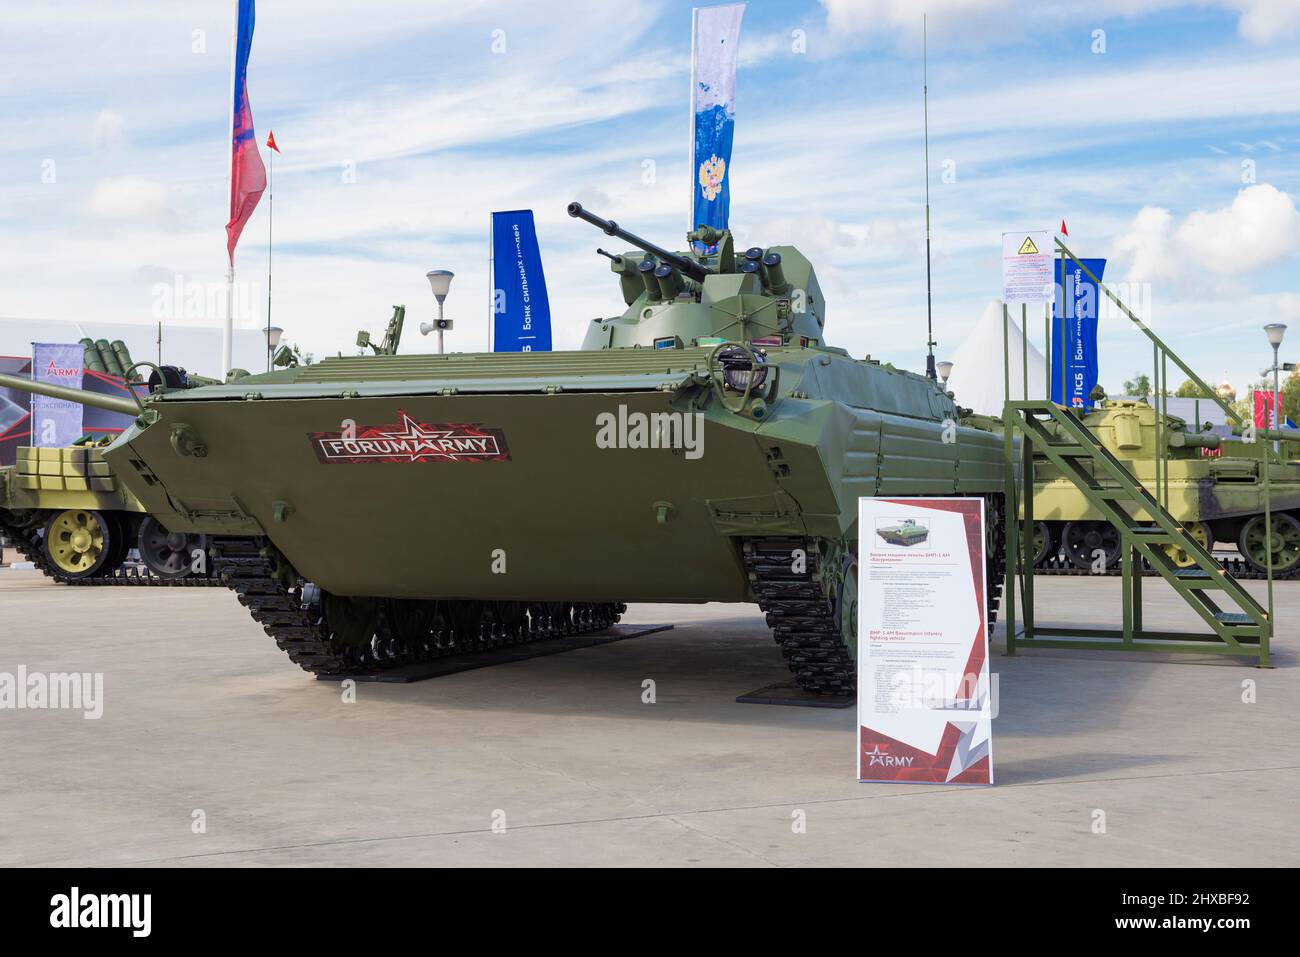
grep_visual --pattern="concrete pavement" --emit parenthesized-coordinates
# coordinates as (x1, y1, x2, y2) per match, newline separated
(1, 568, 1295, 866)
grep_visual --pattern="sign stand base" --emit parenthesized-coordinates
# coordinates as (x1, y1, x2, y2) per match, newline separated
(736, 682, 854, 709)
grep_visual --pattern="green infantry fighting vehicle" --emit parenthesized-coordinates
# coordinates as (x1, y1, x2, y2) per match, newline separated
(1027, 399, 1300, 577)
(876, 518, 930, 547)
(0, 204, 1007, 694)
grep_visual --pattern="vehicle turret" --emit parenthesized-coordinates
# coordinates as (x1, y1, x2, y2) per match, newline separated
(567, 202, 826, 350)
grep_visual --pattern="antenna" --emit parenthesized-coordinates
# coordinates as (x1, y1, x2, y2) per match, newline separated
(922, 13, 937, 381)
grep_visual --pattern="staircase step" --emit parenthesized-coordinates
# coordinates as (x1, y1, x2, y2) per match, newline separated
(1172, 568, 1212, 580)
(1213, 612, 1254, 625)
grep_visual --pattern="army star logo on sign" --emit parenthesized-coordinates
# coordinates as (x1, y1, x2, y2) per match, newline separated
(308, 411, 511, 464)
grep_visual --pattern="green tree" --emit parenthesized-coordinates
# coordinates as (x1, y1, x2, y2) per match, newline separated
(1283, 373, 1300, 425)
(1122, 372, 1151, 397)
(1174, 378, 1212, 398)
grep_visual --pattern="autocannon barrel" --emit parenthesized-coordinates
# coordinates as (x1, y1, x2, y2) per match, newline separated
(567, 201, 709, 283)
(1167, 430, 1221, 451)
(0, 371, 142, 418)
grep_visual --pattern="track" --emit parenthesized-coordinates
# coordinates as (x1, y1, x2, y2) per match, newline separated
(1028, 552, 1300, 581)
(0, 514, 220, 587)
(745, 493, 1006, 697)
(209, 537, 626, 676)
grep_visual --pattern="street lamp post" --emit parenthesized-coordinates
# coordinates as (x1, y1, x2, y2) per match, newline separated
(264, 325, 283, 372)
(936, 359, 954, 392)
(1265, 323, 1287, 451)
(420, 270, 455, 354)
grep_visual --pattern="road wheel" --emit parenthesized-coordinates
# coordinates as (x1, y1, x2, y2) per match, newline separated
(43, 509, 116, 578)
(322, 592, 382, 649)
(1031, 521, 1058, 567)
(1237, 513, 1300, 576)
(137, 515, 206, 578)
(1163, 521, 1212, 569)
(835, 550, 858, 662)
(1061, 521, 1120, 571)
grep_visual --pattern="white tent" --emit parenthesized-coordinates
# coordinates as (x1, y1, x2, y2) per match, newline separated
(944, 301, 1048, 416)
(0, 317, 267, 377)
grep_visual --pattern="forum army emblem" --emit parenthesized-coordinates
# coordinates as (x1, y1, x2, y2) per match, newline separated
(309, 411, 510, 464)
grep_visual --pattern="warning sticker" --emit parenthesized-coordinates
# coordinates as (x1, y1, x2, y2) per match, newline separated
(1002, 230, 1053, 305)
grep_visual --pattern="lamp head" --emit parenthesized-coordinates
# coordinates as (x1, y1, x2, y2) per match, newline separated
(426, 269, 454, 304)
(1265, 322, 1287, 348)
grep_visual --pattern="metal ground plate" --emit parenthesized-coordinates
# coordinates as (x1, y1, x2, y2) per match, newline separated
(736, 682, 855, 709)
(316, 623, 673, 683)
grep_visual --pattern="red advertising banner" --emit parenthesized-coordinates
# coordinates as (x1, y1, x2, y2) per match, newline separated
(857, 497, 992, 785)
(1254, 390, 1276, 429)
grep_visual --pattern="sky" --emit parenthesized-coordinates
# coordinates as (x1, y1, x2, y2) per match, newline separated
(1, 0, 1298, 396)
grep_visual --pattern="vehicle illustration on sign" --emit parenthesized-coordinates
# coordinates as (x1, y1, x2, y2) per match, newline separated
(875, 518, 930, 547)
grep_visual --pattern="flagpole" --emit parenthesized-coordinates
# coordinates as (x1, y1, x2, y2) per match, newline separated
(266, 141, 273, 371)
(688, 6, 697, 234)
(223, 0, 238, 381)
(922, 13, 937, 381)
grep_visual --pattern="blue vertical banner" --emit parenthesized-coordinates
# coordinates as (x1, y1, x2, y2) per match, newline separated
(30, 342, 85, 447)
(1052, 258, 1106, 409)
(490, 210, 552, 352)
(691, 3, 745, 249)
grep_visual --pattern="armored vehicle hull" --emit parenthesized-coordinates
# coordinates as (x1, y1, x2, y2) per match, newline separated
(115, 349, 1002, 598)
(92, 343, 1004, 692)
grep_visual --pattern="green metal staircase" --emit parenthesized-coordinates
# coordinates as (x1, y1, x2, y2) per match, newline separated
(1005, 400, 1271, 663)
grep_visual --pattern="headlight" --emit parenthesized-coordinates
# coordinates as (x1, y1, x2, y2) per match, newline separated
(718, 345, 768, 392)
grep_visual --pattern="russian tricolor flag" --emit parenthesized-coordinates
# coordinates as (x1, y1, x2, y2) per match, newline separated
(226, 0, 266, 265)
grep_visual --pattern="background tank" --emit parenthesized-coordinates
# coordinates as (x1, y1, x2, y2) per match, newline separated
(0, 345, 211, 583)
(1027, 399, 1300, 576)
(0, 437, 212, 583)
(0, 204, 1008, 694)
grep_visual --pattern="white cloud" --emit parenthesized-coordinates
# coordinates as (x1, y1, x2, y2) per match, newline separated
(822, 0, 1007, 36)
(1226, 0, 1300, 42)
(738, 214, 859, 263)
(1112, 206, 1180, 282)
(818, 0, 1300, 46)
(90, 110, 125, 153)
(86, 178, 176, 225)
(1179, 184, 1300, 272)
(1276, 292, 1300, 321)
(1110, 185, 1300, 286)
